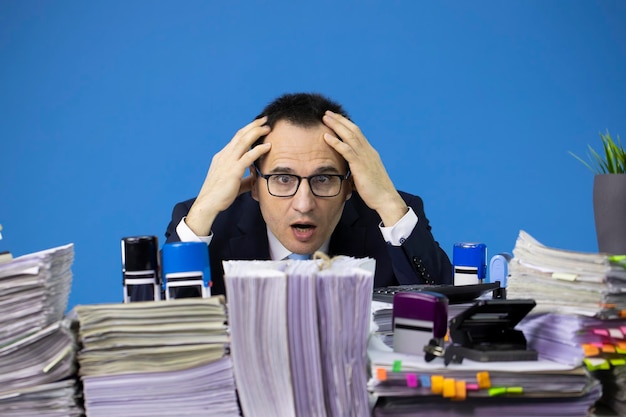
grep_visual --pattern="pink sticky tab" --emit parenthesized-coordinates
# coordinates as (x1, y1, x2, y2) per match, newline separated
(406, 373, 418, 388)
(466, 383, 480, 391)
(593, 329, 609, 337)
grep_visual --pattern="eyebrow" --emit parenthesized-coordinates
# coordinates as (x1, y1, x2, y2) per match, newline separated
(267, 165, 342, 175)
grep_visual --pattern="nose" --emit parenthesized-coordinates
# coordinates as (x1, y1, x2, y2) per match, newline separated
(291, 179, 316, 213)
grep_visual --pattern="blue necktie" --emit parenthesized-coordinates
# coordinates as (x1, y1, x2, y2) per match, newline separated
(287, 253, 311, 260)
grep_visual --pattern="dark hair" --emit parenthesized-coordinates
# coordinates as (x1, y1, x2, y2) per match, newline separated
(252, 93, 350, 148)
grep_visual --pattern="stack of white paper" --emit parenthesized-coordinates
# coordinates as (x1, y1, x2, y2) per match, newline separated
(507, 230, 626, 317)
(368, 336, 602, 416)
(0, 243, 74, 345)
(73, 297, 240, 417)
(224, 256, 375, 417)
(0, 243, 82, 417)
(507, 230, 626, 415)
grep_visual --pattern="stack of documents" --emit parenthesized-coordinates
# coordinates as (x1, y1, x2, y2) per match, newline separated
(224, 256, 374, 417)
(507, 230, 626, 415)
(507, 230, 626, 317)
(73, 297, 240, 417)
(0, 243, 83, 417)
(368, 336, 602, 416)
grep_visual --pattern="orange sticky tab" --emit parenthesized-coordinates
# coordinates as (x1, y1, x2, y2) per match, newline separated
(476, 371, 491, 389)
(617, 341, 626, 350)
(442, 378, 456, 398)
(602, 344, 616, 353)
(620, 310, 626, 319)
(431, 375, 444, 394)
(453, 380, 467, 401)
(582, 344, 600, 356)
(376, 367, 387, 381)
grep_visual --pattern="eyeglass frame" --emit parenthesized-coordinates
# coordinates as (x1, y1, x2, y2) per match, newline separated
(253, 163, 351, 198)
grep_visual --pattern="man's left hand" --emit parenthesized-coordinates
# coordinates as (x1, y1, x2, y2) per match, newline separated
(322, 110, 408, 227)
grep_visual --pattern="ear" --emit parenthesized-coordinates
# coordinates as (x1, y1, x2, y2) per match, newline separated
(250, 165, 259, 201)
(344, 178, 353, 201)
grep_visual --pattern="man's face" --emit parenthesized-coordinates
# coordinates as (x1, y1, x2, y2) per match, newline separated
(251, 120, 352, 255)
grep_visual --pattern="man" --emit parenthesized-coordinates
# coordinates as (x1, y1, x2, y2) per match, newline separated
(165, 93, 452, 295)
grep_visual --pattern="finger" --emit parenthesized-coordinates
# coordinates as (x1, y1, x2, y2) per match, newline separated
(228, 117, 270, 153)
(239, 142, 271, 167)
(324, 110, 359, 131)
(322, 111, 363, 145)
(323, 133, 357, 161)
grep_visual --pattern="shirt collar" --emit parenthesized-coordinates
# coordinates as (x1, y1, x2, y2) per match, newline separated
(266, 225, 330, 260)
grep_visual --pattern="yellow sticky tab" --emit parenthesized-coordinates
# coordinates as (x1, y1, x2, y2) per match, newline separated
(431, 375, 444, 394)
(376, 367, 387, 382)
(442, 378, 456, 398)
(552, 272, 577, 281)
(610, 358, 626, 366)
(476, 371, 491, 389)
(506, 387, 523, 394)
(453, 380, 467, 401)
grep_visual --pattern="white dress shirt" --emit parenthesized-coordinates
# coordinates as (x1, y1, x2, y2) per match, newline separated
(175, 207, 418, 260)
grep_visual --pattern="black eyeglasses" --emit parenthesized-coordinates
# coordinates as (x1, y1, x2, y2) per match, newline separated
(254, 164, 351, 197)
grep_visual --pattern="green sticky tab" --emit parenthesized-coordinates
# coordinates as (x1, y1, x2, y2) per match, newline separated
(506, 387, 523, 394)
(584, 358, 610, 371)
(392, 360, 402, 372)
(610, 358, 626, 366)
(488, 387, 507, 396)
(609, 255, 626, 268)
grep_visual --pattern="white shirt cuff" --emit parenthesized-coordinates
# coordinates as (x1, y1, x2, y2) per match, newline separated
(379, 207, 418, 246)
(176, 217, 213, 244)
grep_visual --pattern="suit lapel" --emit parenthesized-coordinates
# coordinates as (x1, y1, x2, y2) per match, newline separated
(329, 198, 367, 258)
(228, 198, 271, 260)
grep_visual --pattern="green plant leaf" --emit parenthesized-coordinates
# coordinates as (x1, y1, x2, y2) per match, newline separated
(570, 130, 626, 174)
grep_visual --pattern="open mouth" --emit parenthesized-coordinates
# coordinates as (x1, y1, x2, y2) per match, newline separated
(292, 224, 315, 233)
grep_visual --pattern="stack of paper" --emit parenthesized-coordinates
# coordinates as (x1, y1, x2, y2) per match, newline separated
(368, 336, 602, 416)
(73, 297, 240, 417)
(224, 256, 374, 417)
(507, 230, 626, 415)
(0, 243, 74, 345)
(0, 243, 83, 417)
(507, 230, 626, 317)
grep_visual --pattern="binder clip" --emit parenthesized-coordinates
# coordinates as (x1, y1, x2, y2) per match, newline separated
(444, 299, 538, 365)
(121, 236, 162, 302)
(392, 291, 448, 361)
(161, 242, 211, 299)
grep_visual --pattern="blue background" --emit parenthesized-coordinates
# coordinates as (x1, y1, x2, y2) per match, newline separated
(1, 1, 625, 309)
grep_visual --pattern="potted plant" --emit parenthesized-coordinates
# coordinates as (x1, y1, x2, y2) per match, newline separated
(570, 130, 626, 255)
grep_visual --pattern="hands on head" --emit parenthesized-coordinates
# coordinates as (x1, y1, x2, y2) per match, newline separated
(185, 117, 272, 236)
(185, 96, 409, 238)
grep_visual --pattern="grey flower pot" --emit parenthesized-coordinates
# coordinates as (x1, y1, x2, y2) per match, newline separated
(593, 174, 626, 255)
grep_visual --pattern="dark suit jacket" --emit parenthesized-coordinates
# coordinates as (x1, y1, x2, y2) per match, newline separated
(165, 191, 452, 296)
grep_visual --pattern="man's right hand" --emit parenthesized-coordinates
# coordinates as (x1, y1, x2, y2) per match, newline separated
(185, 117, 272, 236)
